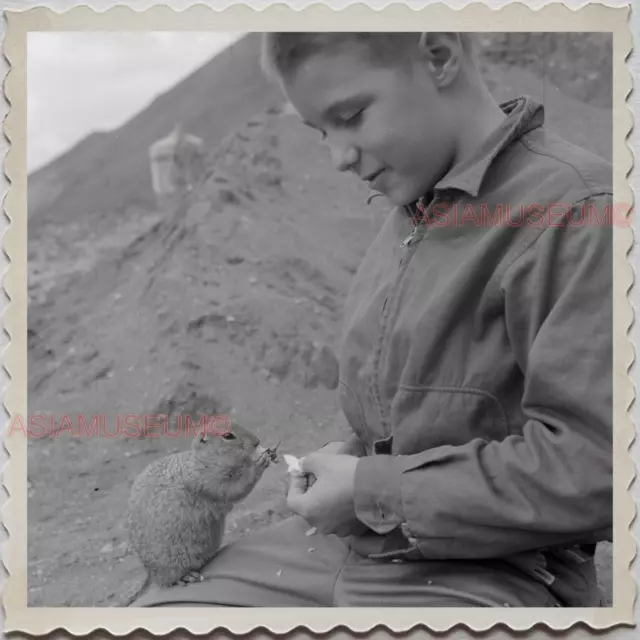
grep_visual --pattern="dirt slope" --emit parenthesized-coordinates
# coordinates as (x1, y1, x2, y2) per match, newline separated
(26, 103, 392, 606)
(26, 37, 613, 607)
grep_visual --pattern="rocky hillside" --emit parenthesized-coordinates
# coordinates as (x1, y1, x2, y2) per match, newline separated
(26, 34, 613, 606)
(27, 33, 284, 231)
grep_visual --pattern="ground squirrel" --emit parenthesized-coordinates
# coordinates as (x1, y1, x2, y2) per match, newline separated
(121, 423, 281, 606)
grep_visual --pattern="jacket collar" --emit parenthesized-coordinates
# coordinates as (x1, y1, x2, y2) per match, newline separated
(434, 95, 545, 198)
(400, 95, 545, 217)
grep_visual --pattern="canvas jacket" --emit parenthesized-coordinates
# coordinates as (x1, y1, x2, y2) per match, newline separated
(339, 96, 614, 605)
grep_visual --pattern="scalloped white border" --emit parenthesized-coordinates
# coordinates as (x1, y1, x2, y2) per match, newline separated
(1, 1, 635, 637)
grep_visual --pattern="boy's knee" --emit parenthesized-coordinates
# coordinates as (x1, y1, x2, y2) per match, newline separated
(131, 515, 351, 607)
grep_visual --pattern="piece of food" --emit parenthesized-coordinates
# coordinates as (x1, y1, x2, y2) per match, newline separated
(283, 454, 305, 476)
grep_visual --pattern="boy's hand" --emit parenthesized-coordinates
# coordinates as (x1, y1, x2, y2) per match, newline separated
(286, 453, 367, 537)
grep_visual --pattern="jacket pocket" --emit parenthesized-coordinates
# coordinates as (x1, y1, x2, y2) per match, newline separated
(390, 385, 510, 454)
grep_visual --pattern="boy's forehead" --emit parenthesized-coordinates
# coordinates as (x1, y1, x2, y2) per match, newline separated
(283, 49, 402, 115)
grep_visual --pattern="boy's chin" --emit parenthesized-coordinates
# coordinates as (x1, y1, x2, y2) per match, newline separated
(367, 173, 432, 207)
(383, 184, 427, 208)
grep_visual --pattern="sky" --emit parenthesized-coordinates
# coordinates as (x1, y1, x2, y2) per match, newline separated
(27, 31, 244, 173)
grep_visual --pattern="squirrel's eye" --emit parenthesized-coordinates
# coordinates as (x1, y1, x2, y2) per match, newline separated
(222, 432, 236, 441)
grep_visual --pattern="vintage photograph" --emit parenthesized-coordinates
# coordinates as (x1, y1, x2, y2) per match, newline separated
(3, 2, 633, 635)
(24, 28, 616, 608)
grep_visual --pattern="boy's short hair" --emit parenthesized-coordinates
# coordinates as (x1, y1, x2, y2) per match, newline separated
(261, 32, 477, 81)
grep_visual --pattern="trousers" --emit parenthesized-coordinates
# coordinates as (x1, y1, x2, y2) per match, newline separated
(131, 515, 574, 608)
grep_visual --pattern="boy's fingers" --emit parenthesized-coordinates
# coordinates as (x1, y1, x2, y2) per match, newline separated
(289, 474, 308, 494)
(299, 452, 324, 475)
(286, 475, 310, 514)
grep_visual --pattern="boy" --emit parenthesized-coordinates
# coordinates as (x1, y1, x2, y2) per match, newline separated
(132, 32, 613, 608)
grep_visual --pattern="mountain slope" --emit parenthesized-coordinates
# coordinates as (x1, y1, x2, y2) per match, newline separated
(28, 33, 284, 232)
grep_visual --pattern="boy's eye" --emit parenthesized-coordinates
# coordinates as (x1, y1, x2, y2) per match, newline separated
(335, 108, 364, 127)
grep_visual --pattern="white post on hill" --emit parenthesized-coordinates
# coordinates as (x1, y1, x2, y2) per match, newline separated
(148, 122, 205, 211)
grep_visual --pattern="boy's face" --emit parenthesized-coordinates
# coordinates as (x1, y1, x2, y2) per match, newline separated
(281, 46, 458, 206)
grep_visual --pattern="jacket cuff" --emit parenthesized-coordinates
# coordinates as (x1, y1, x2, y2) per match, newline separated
(353, 455, 405, 534)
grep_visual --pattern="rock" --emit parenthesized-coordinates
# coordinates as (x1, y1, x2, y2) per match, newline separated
(187, 313, 227, 332)
(309, 343, 339, 390)
(91, 364, 113, 382)
(81, 348, 99, 363)
(228, 330, 245, 346)
(256, 170, 282, 187)
(186, 201, 213, 222)
(302, 369, 318, 389)
(298, 339, 315, 366)
(316, 294, 338, 313)
(264, 343, 290, 378)
(219, 189, 240, 205)
(285, 341, 299, 358)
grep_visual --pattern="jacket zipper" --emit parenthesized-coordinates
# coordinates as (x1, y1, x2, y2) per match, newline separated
(380, 196, 433, 319)
(373, 195, 437, 435)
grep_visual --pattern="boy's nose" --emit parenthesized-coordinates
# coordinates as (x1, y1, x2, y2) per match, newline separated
(330, 142, 359, 173)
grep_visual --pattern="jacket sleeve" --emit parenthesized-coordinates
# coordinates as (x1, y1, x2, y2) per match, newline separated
(352, 195, 615, 559)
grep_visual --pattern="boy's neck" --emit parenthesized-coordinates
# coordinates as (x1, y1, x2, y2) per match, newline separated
(448, 70, 507, 173)
(405, 74, 506, 217)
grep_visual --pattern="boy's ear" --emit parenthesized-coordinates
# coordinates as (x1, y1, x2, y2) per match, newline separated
(417, 32, 464, 86)
(418, 32, 463, 62)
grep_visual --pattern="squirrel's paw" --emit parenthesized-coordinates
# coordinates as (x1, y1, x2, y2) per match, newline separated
(256, 449, 272, 470)
(177, 570, 205, 585)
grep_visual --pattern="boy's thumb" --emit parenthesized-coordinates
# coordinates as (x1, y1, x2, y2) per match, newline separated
(288, 474, 308, 496)
(299, 452, 324, 475)
(286, 474, 310, 514)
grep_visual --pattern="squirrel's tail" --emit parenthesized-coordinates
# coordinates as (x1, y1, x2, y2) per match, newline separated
(118, 573, 151, 607)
